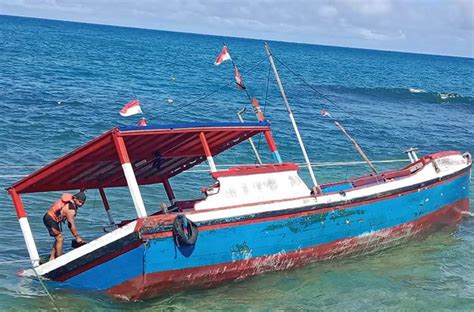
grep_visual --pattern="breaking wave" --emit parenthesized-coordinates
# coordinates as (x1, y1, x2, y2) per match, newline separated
(324, 86, 474, 104)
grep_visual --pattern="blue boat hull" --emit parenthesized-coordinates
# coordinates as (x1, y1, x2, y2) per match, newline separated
(49, 169, 470, 300)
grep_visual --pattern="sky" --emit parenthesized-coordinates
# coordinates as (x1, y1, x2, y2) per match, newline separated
(1, 0, 473, 58)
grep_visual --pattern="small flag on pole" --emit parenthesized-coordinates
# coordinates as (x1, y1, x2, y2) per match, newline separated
(120, 99, 143, 117)
(137, 117, 147, 126)
(320, 109, 331, 117)
(214, 45, 231, 65)
(234, 65, 246, 90)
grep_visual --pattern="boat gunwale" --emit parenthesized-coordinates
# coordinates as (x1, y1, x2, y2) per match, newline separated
(36, 161, 471, 284)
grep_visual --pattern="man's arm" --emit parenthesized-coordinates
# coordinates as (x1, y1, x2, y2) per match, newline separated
(65, 208, 83, 242)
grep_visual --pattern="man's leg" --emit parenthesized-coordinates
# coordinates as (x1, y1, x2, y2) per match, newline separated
(54, 233, 64, 259)
(49, 241, 56, 261)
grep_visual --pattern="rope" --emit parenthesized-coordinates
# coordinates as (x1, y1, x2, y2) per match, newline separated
(272, 54, 338, 108)
(166, 56, 267, 114)
(32, 266, 61, 311)
(0, 259, 30, 265)
(254, 62, 273, 163)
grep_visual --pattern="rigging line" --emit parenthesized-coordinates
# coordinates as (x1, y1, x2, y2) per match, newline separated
(0, 259, 30, 264)
(255, 61, 273, 160)
(165, 56, 268, 114)
(32, 266, 61, 311)
(272, 54, 338, 108)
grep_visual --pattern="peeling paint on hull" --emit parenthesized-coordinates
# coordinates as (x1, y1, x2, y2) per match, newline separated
(109, 198, 469, 300)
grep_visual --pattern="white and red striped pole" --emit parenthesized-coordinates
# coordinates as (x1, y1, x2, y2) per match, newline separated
(9, 188, 40, 267)
(199, 132, 217, 172)
(112, 131, 147, 218)
(251, 97, 282, 163)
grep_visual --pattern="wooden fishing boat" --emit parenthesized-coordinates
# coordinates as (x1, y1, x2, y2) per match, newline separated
(8, 45, 471, 300)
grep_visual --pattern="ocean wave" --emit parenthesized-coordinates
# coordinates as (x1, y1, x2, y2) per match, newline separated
(408, 88, 426, 94)
(324, 86, 474, 104)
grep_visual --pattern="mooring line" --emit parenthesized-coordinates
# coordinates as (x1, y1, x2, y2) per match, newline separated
(0, 259, 31, 265)
(31, 265, 61, 311)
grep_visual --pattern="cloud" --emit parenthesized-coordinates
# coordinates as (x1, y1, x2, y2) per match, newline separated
(0, 0, 472, 57)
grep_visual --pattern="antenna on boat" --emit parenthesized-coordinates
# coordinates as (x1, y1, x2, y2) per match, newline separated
(335, 121, 378, 175)
(237, 107, 263, 165)
(320, 109, 378, 174)
(264, 42, 321, 194)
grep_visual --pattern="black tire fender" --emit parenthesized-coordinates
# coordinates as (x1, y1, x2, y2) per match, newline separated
(173, 214, 198, 246)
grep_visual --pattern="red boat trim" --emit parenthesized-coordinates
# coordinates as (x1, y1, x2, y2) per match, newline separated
(138, 167, 471, 239)
(187, 165, 470, 216)
(429, 151, 462, 159)
(109, 198, 469, 300)
(48, 166, 471, 282)
(211, 163, 298, 178)
(8, 188, 27, 219)
(9, 123, 271, 194)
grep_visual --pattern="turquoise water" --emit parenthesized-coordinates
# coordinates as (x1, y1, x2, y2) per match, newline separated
(0, 15, 473, 310)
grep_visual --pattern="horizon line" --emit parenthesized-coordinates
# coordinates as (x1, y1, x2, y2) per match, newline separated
(2, 13, 473, 60)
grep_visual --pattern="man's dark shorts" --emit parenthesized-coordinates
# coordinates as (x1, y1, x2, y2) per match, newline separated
(43, 213, 61, 237)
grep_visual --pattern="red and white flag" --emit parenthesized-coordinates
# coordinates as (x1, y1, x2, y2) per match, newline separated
(214, 45, 231, 65)
(120, 99, 143, 117)
(320, 109, 331, 117)
(137, 117, 147, 126)
(234, 65, 245, 90)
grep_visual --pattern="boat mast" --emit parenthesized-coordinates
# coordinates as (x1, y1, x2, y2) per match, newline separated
(264, 42, 320, 193)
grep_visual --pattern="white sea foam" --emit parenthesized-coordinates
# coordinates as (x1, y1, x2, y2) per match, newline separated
(409, 88, 426, 93)
(437, 92, 460, 101)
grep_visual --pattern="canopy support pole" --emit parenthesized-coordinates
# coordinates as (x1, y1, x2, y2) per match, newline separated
(199, 132, 217, 172)
(249, 98, 282, 163)
(163, 178, 176, 205)
(237, 108, 263, 165)
(99, 188, 115, 225)
(112, 131, 147, 218)
(264, 42, 320, 194)
(8, 188, 40, 267)
(264, 130, 282, 163)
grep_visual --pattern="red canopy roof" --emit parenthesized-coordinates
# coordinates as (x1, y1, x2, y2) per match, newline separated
(10, 122, 271, 194)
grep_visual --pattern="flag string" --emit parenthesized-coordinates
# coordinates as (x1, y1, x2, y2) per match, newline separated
(166, 56, 268, 114)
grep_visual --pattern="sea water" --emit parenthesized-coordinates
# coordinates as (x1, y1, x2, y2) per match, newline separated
(0, 15, 473, 311)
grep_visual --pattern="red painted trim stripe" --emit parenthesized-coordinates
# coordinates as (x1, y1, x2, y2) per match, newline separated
(139, 169, 471, 239)
(199, 132, 212, 157)
(264, 130, 277, 152)
(112, 131, 130, 164)
(211, 163, 298, 178)
(109, 198, 469, 300)
(118, 126, 271, 136)
(8, 188, 27, 218)
(12, 130, 113, 193)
